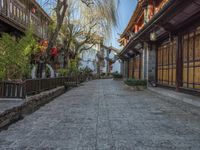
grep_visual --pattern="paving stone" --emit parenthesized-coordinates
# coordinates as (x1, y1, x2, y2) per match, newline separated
(0, 79, 200, 149)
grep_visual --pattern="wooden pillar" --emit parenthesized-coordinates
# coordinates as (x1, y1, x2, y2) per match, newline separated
(132, 57, 135, 79)
(127, 59, 130, 79)
(155, 44, 158, 83)
(176, 34, 183, 91)
(7, 0, 10, 17)
(132, 58, 134, 79)
(139, 54, 142, 79)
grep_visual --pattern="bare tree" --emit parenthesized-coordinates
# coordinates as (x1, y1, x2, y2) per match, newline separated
(39, 0, 118, 52)
(59, 7, 99, 67)
(47, 0, 68, 53)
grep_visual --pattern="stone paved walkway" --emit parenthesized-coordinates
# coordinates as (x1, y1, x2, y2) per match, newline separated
(0, 79, 200, 150)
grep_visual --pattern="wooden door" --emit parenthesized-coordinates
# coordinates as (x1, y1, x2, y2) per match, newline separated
(133, 56, 141, 79)
(182, 27, 200, 90)
(157, 40, 176, 86)
(129, 58, 134, 79)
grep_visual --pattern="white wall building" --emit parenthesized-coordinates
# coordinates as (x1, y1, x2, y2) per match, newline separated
(79, 44, 122, 75)
(101, 46, 122, 74)
(79, 44, 100, 74)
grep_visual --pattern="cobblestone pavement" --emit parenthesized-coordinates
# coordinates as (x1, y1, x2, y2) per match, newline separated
(1, 79, 200, 150)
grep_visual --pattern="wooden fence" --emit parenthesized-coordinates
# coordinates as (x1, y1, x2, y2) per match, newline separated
(0, 76, 82, 99)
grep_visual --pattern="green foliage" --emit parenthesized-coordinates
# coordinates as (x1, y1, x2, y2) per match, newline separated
(0, 71, 4, 81)
(124, 79, 147, 86)
(45, 67, 51, 78)
(112, 71, 122, 79)
(101, 73, 106, 76)
(68, 57, 80, 76)
(81, 67, 93, 76)
(57, 68, 69, 77)
(0, 29, 37, 80)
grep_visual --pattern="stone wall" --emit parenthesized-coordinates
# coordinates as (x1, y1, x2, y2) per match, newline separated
(0, 86, 66, 129)
(142, 43, 156, 81)
(147, 44, 157, 81)
(142, 43, 148, 79)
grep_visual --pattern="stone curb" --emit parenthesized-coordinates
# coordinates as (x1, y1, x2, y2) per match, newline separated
(147, 87, 200, 116)
(148, 87, 200, 107)
(0, 86, 66, 130)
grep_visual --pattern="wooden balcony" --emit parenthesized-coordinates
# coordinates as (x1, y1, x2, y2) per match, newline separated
(0, 0, 51, 39)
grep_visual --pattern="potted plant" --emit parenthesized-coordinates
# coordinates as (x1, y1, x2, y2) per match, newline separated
(124, 79, 147, 91)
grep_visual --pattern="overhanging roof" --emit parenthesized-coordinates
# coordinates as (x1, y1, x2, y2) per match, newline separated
(119, 0, 178, 57)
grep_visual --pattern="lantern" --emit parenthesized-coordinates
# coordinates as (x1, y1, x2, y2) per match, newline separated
(150, 32, 157, 41)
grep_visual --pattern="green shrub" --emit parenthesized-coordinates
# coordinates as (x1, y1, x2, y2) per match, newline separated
(124, 79, 147, 86)
(0, 28, 37, 80)
(101, 73, 106, 76)
(112, 72, 123, 79)
(82, 67, 93, 76)
(57, 68, 69, 77)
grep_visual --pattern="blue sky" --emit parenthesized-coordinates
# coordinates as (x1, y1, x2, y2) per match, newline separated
(109, 0, 137, 50)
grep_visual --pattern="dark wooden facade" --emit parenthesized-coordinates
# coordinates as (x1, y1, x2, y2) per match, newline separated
(120, 0, 200, 93)
(155, 0, 200, 92)
(0, 0, 51, 38)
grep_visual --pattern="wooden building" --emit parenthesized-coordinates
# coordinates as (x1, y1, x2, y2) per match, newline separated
(119, 0, 200, 93)
(0, 0, 51, 38)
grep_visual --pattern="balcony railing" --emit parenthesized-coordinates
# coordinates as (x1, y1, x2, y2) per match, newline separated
(9, 0, 28, 27)
(0, 0, 7, 15)
(0, 0, 49, 38)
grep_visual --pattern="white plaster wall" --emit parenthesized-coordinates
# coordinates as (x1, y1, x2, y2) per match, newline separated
(79, 44, 100, 74)
(111, 60, 121, 73)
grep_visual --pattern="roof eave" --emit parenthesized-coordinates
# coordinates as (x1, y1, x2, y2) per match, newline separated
(119, 0, 176, 57)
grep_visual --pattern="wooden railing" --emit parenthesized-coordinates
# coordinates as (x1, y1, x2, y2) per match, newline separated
(31, 13, 43, 37)
(9, 0, 28, 27)
(0, 0, 49, 38)
(0, 76, 86, 99)
(0, 0, 7, 15)
(0, 81, 25, 98)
